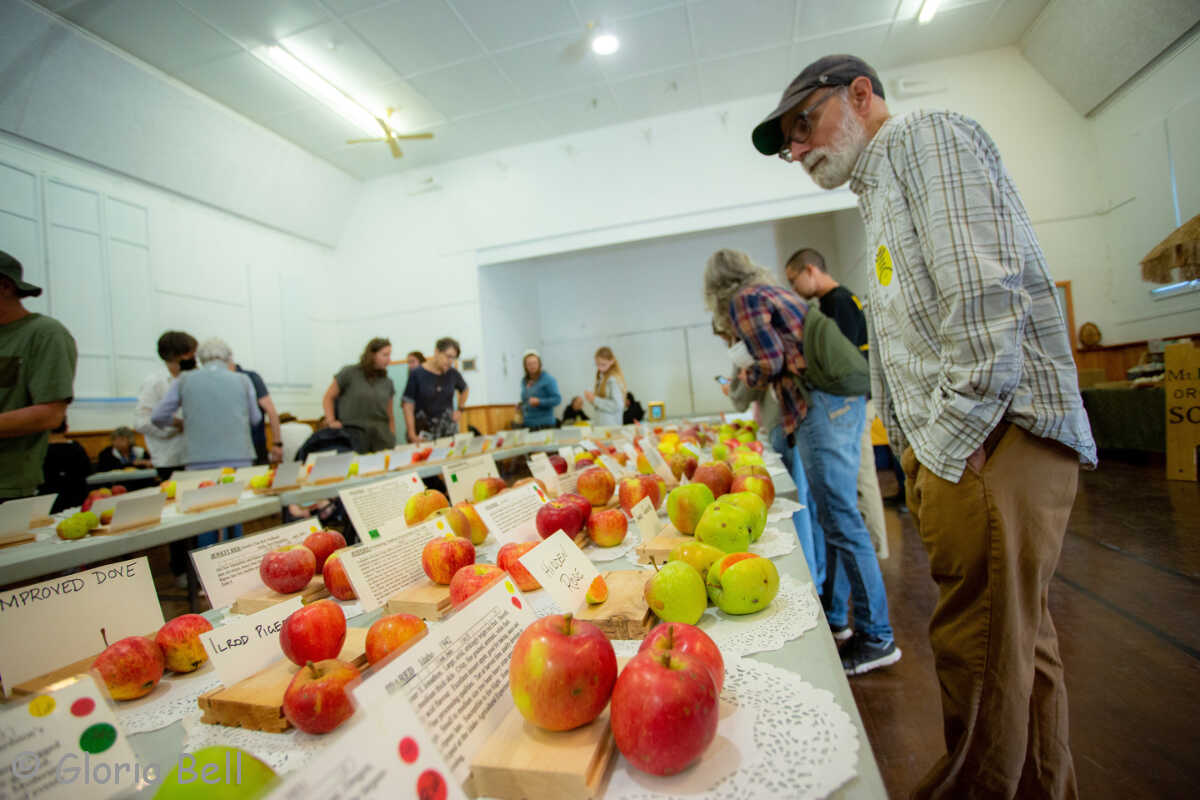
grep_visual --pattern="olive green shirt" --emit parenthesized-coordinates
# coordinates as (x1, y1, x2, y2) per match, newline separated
(334, 364, 396, 451)
(0, 313, 78, 498)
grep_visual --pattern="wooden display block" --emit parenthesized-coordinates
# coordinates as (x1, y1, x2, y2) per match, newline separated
(310, 476, 347, 486)
(469, 703, 616, 800)
(88, 519, 159, 537)
(385, 581, 452, 621)
(29, 516, 54, 529)
(575, 570, 653, 640)
(635, 522, 692, 565)
(9, 635, 156, 697)
(197, 628, 368, 733)
(251, 484, 300, 496)
(230, 576, 329, 616)
(0, 532, 35, 549)
(180, 497, 239, 514)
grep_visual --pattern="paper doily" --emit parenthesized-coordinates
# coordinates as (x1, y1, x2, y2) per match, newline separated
(612, 575, 820, 660)
(751, 526, 797, 559)
(116, 666, 222, 734)
(181, 713, 327, 775)
(767, 496, 804, 522)
(606, 658, 859, 800)
(585, 524, 643, 563)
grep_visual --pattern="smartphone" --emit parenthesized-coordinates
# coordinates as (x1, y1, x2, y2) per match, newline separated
(714, 375, 730, 385)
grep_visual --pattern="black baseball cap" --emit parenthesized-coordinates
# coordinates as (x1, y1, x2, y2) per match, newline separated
(0, 250, 42, 297)
(752, 54, 885, 156)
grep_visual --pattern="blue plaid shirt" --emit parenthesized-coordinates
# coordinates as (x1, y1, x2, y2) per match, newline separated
(725, 284, 810, 434)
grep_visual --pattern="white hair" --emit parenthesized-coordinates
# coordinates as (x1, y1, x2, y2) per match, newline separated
(703, 249, 778, 336)
(196, 337, 233, 365)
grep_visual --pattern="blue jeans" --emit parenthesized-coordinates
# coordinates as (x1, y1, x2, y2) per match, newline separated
(792, 391, 894, 642)
(770, 424, 826, 587)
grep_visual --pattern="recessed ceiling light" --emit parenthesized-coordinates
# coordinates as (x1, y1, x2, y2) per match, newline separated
(917, 0, 942, 24)
(591, 32, 619, 55)
(265, 46, 379, 136)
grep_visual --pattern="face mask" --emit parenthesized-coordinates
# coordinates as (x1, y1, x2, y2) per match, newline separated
(728, 341, 754, 370)
(178, 358, 197, 371)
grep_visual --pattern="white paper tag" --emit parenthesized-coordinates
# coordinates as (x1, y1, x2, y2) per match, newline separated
(518, 531, 600, 614)
(426, 446, 451, 463)
(557, 428, 582, 444)
(190, 520, 316, 610)
(88, 486, 160, 516)
(0, 557, 164, 696)
(619, 442, 640, 464)
(557, 446, 576, 468)
(433, 436, 455, 448)
(638, 438, 675, 485)
(355, 452, 388, 476)
(557, 470, 580, 495)
(0, 494, 56, 535)
(441, 455, 500, 505)
(199, 596, 303, 687)
(107, 493, 166, 530)
(579, 439, 598, 451)
(597, 454, 625, 477)
(176, 481, 244, 513)
(473, 483, 547, 545)
(339, 474, 426, 541)
(338, 518, 442, 612)
(168, 467, 223, 489)
(389, 445, 415, 470)
(630, 496, 660, 540)
(233, 464, 271, 484)
(308, 453, 354, 482)
(681, 442, 702, 459)
(527, 452, 562, 495)
(272, 461, 302, 488)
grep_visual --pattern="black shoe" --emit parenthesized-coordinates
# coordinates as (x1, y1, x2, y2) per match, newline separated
(841, 633, 901, 675)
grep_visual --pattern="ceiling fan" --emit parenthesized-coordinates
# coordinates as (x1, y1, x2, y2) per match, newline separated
(346, 108, 434, 159)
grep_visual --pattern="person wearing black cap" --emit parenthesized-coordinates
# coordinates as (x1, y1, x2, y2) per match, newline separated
(754, 56, 1094, 798)
(0, 250, 78, 501)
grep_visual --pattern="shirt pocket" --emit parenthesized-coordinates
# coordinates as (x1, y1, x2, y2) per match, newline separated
(0, 356, 20, 389)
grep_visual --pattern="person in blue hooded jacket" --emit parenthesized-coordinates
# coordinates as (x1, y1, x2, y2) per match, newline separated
(518, 350, 561, 431)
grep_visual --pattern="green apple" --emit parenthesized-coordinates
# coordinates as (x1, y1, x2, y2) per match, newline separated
(77, 511, 100, 530)
(694, 501, 753, 553)
(153, 746, 276, 799)
(667, 541, 726, 578)
(220, 474, 236, 484)
(706, 553, 779, 614)
(732, 451, 765, 469)
(711, 443, 729, 462)
(56, 516, 91, 540)
(721, 492, 767, 542)
(248, 474, 270, 490)
(666, 483, 715, 534)
(717, 424, 736, 441)
(644, 561, 707, 625)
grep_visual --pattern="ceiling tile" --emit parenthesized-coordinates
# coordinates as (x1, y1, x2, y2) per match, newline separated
(321, 142, 405, 178)
(450, 0, 579, 51)
(876, 2, 998, 71)
(320, 0, 391, 18)
(344, 0, 483, 76)
(493, 33, 606, 98)
(697, 44, 791, 105)
(609, 65, 702, 119)
(794, 0, 896, 39)
(595, 5, 694, 80)
(280, 20, 400, 92)
(61, 0, 241, 74)
(688, 0, 796, 60)
(573, 1, 683, 24)
(355, 80, 448, 132)
(790, 25, 891, 74)
(32, 0, 88, 11)
(176, 0, 329, 46)
(408, 57, 521, 119)
(176, 52, 313, 121)
(536, 85, 626, 136)
(259, 104, 368, 155)
(434, 104, 554, 156)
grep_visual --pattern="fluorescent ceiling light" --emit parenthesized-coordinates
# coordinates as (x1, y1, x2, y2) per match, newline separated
(265, 46, 380, 136)
(591, 32, 619, 55)
(918, 0, 943, 24)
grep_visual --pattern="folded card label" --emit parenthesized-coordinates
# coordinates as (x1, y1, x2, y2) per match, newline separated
(338, 518, 443, 612)
(177, 481, 243, 513)
(355, 453, 388, 476)
(339, 474, 426, 541)
(518, 530, 600, 614)
(527, 452, 562, 495)
(190, 520, 316, 610)
(631, 496, 660, 541)
(441, 455, 499, 505)
(199, 596, 303, 687)
(308, 453, 354, 483)
(0, 494, 56, 536)
(473, 483, 546, 545)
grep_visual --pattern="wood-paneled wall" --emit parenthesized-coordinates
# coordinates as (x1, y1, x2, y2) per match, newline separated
(460, 405, 520, 435)
(1074, 332, 1198, 383)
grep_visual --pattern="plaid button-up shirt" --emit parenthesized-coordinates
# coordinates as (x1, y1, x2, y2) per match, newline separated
(849, 111, 1097, 482)
(726, 284, 810, 435)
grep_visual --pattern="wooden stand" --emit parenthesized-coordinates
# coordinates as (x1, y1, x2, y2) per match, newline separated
(635, 522, 692, 565)
(0, 532, 36, 549)
(470, 703, 616, 800)
(310, 476, 346, 486)
(90, 518, 160, 537)
(575, 570, 654, 640)
(29, 516, 54, 529)
(231, 576, 329, 615)
(385, 581, 453, 620)
(252, 483, 300, 496)
(197, 628, 368, 733)
(179, 498, 239, 514)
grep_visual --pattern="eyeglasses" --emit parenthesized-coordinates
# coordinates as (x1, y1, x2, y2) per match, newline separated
(778, 88, 842, 162)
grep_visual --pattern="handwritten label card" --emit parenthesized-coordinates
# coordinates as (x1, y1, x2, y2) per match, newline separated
(199, 597, 303, 687)
(518, 531, 600, 614)
(441, 455, 500, 505)
(338, 518, 442, 612)
(339, 474, 425, 540)
(527, 452, 562, 495)
(0, 676, 140, 800)
(473, 484, 546, 545)
(638, 437, 675, 485)
(107, 492, 166, 530)
(0, 557, 164, 696)
(308, 453, 353, 483)
(189, 520, 316, 610)
(630, 497, 660, 540)
(0, 494, 56, 536)
(176, 481, 244, 513)
(355, 452, 388, 476)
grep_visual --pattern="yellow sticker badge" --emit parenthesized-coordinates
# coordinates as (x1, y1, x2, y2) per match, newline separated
(875, 245, 894, 287)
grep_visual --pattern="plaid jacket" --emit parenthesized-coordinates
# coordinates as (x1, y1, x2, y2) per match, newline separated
(726, 284, 810, 435)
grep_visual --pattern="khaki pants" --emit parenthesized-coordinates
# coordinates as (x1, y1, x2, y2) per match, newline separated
(903, 424, 1078, 800)
(858, 400, 888, 558)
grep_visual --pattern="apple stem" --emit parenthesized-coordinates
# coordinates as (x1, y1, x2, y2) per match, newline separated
(306, 660, 319, 678)
(100, 627, 109, 648)
(650, 557, 660, 573)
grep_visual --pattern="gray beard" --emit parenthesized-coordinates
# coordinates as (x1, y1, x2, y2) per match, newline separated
(803, 107, 869, 190)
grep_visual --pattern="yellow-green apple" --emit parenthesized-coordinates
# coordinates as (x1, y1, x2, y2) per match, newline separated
(586, 575, 608, 604)
(618, 475, 661, 515)
(259, 545, 316, 594)
(279, 600, 346, 667)
(636, 453, 654, 474)
(303, 529, 346, 571)
(449, 563, 505, 606)
(160, 480, 177, 499)
(655, 477, 668, 508)
(577, 466, 615, 506)
(472, 476, 507, 502)
(735, 430, 756, 444)
(421, 534, 475, 584)
(365, 614, 426, 665)
(548, 454, 568, 474)
(667, 541, 726, 578)
(497, 542, 540, 591)
(694, 501, 754, 553)
(610, 649, 719, 776)
(249, 473, 270, 490)
(667, 452, 698, 481)
(732, 451, 765, 469)
(644, 561, 707, 624)
(509, 615, 617, 731)
(666, 483, 715, 534)
(322, 549, 356, 600)
(536, 498, 585, 540)
(347, 461, 359, 476)
(431, 506, 471, 539)
(454, 501, 489, 545)
(219, 474, 236, 484)
(56, 515, 90, 540)
(691, 461, 733, 499)
(100, 508, 115, 525)
(282, 659, 358, 734)
(638, 621, 725, 694)
(730, 471, 775, 508)
(732, 464, 771, 482)
(79, 510, 100, 530)
(92, 636, 164, 700)
(153, 746, 276, 799)
(711, 442, 729, 462)
(706, 553, 779, 614)
(721, 491, 768, 542)
(404, 489, 449, 525)
(155, 614, 213, 673)
(587, 508, 628, 547)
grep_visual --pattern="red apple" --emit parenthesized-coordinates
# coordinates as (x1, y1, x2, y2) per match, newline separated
(260, 545, 316, 594)
(560, 493, 592, 528)
(197, 480, 216, 489)
(449, 564, 505, 606)
(282, 659, 358, 734)
(548, 455, 568, 474)
(279, 600, 346, 667)
(303, 529, 347, 572)
(611, 649, 719, 776)
(454, 501, 489, 545)
(497, 542, 541, 591)
(535, 499, 585, 539)
(421, 534, 476, 584)
(92, 636, 164, 700)
(404, 489, 449, 525)
(575, 458, 596, 470)
(638, 622, 725, 694)
(617, 475, 662, 515)
(691, 461, 733, 499)
(155, 614, 213, 673)
(322, 549, 356, 600)
(577, 466, 615, 506)
(509, 615, 617, 731)
(472, 476, 507, 502)
(732, 464, 771, 480)
(365, 614, 426, 665)
(730, 472, 775, 508)
(667, 452, 699, 481)
(587, 508, 628, 547)
(111, 484, 127, 495)
(430, 506, 471, 539)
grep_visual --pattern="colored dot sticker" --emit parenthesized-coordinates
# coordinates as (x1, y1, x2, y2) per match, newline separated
(79, 723, 117, 754)
(504, 580, 514, 594)
(28, 696, 56, 717)
(875, 245, 894, 287)
(70, 698, 96, 717)
(511, 597, 523, 610)
(398, 737, 419, 764)
(416, 769, 448, 800)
